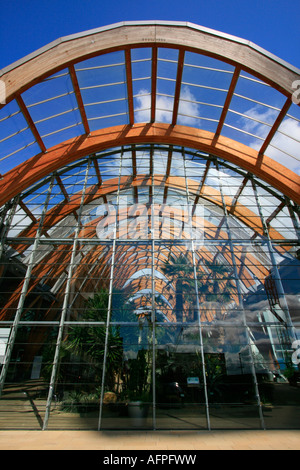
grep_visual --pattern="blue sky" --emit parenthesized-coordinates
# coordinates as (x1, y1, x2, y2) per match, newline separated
(0, 0, 299, 70)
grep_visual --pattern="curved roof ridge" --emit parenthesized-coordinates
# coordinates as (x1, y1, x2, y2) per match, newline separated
(1, 21, 299, 77)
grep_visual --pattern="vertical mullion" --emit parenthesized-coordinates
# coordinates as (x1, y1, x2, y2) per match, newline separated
(16, 95, 47, 153)
(172, 49, 185, 126)
(166, 146, 173, 178)
(214, 66, 241, 140)
(0, 177, 55, 397)
(98, 149, 123, 430)
(192, 160, 210, 216)
(163, 146, 173, 204)
(258, 98, 291, 158)
(43, 162, 91, 429)
(149, 145, 153, 205)
(132, 145, 138, 203)
(183, 150, 211, 431)
(132, 145, 137, 178)
(69, 65, 90, 135)
(215, 160, 266, 430)
(151, 47, 158, 123)
(93, 158, 102, 187)
(151, 149, 156, 430)
(125, 49, 134, 126)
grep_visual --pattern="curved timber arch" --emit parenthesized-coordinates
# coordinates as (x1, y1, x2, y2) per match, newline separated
(0, 123, 299, 207)
(1, 21, 299, 104)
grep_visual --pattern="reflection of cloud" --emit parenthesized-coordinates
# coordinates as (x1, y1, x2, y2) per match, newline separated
(241, 106, 300, 174)
(135, 86, 200, 125)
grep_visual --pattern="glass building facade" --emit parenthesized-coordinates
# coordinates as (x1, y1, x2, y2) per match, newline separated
(0, 22, 299, 430)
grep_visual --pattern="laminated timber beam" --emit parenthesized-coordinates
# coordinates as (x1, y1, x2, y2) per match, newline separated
(0, 123, 299, 207)
(1, 22, 299, 105)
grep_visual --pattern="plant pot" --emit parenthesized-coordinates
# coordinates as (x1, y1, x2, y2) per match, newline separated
(128, 401, 148, 427)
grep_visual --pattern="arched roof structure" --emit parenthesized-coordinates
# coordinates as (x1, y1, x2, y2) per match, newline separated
(0, 20, 299, 313)
(0, 22, 300, 432)
(0, 19, 299, 307)
(0, 21, 300, 200)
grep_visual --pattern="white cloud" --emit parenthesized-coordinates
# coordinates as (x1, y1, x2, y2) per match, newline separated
(268, 117, 300, 168)
(177, 86, 200, 125)
(240, 106, 300, 174)
(134, 86, 200, 125)
(242, 107, 278, 137)
(135, 93, 300, 174)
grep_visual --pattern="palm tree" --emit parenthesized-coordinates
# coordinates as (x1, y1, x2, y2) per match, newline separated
(161, 251, 236, 323)
(161, 251, 195, 323)
(196, 257, 236, 321)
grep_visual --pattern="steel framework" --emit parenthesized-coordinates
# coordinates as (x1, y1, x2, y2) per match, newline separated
(0, 22, 299, 431)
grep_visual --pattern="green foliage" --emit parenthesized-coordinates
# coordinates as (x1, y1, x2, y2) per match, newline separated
(161, 252, 195, 322)
(64, 288, 127, 389)
(60, 387, 102, 413)
(204, 353, 226, 400)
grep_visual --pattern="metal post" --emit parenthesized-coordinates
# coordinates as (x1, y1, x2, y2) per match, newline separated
(43, 162, 91, 430)
(98, 149, 123, 430)
(0, 178, 55, 397)
(215, 160, 266, 430)
(151, 147, 156, 430)
(183, 150, 211, 430)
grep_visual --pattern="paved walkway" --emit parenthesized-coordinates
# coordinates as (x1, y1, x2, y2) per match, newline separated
(0, 430, 300, 450)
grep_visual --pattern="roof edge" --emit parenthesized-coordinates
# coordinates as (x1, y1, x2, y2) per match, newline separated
(1, 21, 299, 77)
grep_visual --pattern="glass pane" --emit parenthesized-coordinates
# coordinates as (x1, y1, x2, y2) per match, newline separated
(155, 325, 208, 429)
(1, 144, 299, 431)
(101, 325, 153, 429)
(0, 326, 57, 430)
(47, 325, 105, 430)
